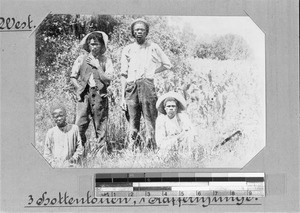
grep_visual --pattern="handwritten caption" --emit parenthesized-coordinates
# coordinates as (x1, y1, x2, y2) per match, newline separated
(26, 191, 261, 208)
(0, 15, 35, 32)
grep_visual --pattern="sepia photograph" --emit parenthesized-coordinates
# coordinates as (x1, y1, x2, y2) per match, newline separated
(34, 14, 265, 168)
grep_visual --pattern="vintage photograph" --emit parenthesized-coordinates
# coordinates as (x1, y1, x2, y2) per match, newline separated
(34, 14, 265, 168)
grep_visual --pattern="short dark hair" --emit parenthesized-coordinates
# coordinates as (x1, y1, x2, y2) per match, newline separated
(83, 32, 106, 54)
(163, 97, 178, 107)
(50, 103, 67, 116)
(131, 20, 149, 37)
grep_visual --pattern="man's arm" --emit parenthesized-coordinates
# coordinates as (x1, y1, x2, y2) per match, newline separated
(70, 78, 81, 89)
(155, 65, 169, 74)
(155, 115, 167, 147)
(178, 112, 197, 140)
(120, 75, 127, 111)
(86, 56, 112, 84)
(103, 58, 114, 82)
(69, 126, 84, 163)
(120, 47, 129, 111)
(43, 130, 53, 163)
(154, 44, 172, 74)
(70, 55, 84, 98)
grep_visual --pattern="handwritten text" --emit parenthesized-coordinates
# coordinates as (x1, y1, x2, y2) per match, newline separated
(0, 15, 35, 32)
(25, 191, 261, 208)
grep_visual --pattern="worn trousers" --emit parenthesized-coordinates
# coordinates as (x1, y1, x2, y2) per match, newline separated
(76, 86, 108, 147)
(125, 78, 158, 148)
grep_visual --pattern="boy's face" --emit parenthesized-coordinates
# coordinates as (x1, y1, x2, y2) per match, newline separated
(164, 100, 178, 119)
(53, 109, 67, 127)
(88, 38, 102, 56)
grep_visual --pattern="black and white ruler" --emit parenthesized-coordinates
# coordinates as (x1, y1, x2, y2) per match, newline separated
(94, 173, 265, 198)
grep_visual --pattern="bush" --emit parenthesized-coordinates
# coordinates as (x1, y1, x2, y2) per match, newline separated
(35, 15, 263, 168)
(193, 34, 251, 60)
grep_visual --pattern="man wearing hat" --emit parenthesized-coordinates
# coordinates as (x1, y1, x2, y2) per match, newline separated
(155, 91, 196, 153)
(120, 18, 172, 150)
(70, 31, 114, 153)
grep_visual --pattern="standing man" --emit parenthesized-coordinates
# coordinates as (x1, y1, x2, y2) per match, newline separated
(120, 18, 172, 150)
(70, 31, 114, 155)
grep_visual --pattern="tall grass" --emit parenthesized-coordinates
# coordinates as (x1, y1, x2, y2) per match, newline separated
(35, 57, 265, 168)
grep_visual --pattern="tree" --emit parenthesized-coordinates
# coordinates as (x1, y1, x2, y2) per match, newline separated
(193, 34, 251, 60)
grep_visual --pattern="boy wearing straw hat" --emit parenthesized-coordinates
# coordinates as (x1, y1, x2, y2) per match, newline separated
(120, 18, 172, 150)
(155, 91, 196, 153)
(70, 31, 114, 154)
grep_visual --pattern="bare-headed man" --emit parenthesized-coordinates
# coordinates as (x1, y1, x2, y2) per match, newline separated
(120, 18, 172, 150)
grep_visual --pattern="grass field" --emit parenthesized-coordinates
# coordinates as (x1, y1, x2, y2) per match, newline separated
(35, 58, 265, 168)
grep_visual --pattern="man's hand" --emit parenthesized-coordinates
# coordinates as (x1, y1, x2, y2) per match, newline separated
(68, 157, 76, 164)
(120, 98, 127, 111)
(76, 94, 82, 102)
(70, 77, 81, 90)
(146, 137, 157, 150)
(177, 130, 188, 142)
(86, 56, 100, 69)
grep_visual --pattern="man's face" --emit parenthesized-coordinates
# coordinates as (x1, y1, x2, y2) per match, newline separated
(88, 39, 102, 56)
(133, 22, 147, 44)
(53, 109, 67, 127)
(165, 100, 178, 119)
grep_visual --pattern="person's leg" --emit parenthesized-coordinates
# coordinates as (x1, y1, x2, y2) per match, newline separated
(125, 82, 141, 150)
(140, 79, 158, 150)
(75, 93, 91, 148)
(90, 88, 109, 153)
(127, 104, 142, 151)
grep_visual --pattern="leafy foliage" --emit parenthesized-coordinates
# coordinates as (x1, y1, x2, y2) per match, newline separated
(193, 34, 251, 60)
(215, 34, 251, 60)
(35, 14, 263, 168)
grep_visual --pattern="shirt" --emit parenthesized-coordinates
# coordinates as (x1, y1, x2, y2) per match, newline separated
(121, 41, 172, 82)
(155, 112, 196, 148)
(43, 124, 84, 166)
(71, 53, 114, 87)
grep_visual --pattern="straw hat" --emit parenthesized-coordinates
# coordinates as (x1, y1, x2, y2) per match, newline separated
(80, 31, 108, 54)
(156, 91, 187, 115)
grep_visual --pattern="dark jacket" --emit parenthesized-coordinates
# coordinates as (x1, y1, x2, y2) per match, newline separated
(76, 55, 110, 97)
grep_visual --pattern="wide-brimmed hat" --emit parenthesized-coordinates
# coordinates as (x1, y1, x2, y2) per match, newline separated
(130, 18, 149, 37)
(80, 31, 108, 54)
(156, 91, 187, 115)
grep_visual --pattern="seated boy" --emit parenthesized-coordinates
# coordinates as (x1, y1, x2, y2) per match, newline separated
(43, 104, 84, 167)
(155, 91, 197, 153)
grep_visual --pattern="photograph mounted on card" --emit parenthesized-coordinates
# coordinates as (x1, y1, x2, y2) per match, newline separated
(34, 14, 265, 168)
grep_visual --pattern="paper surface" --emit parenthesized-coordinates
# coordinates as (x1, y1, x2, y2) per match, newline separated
(0, 0, 299, 212)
